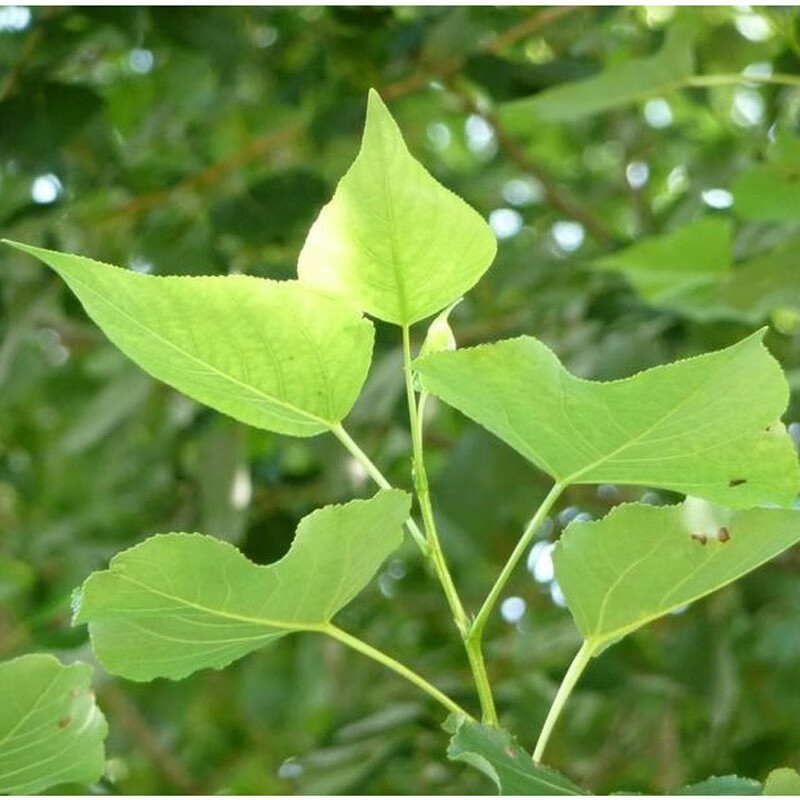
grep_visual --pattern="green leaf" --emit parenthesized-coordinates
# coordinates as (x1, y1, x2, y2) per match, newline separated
(698, 239, 800, 323)
(553, 501, 800, 655)
(74, 490, 410, 681)
(731, 166, 800, 222)
(4, 241, 374, 437)
(600, 230, 800, 325)
(0, 554, 34, 604)
(732, 133, 800, 223)
(297, 89, 496, 326)
(592, 217, 731, 303)
(677, 775, 762, 795)
(210, 169, 328, 245)
(0, 654, 107, 794)
(445, 716, 587, 796)
(499, 24, 693, 128)
(416, 331, 799, 508)
(763, 767, 800, 795)
(0, 83, 103, 165)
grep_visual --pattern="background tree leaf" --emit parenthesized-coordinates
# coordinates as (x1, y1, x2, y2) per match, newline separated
(74, 490, 410, 681)
(0, 654, 107, 795)
(499, 23, 694, 128)
(417, 331, 799, 507)
(553, 501, 800, 655)
(676, 775, 762, 795)
(444, 716, 587, 796)
(591, 217, 731, 304)
(731, 166, 800, 222)
(4, 241, 374, 437)
(297, 89, 496, 326)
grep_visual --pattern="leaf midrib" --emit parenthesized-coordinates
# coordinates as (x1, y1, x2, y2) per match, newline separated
(93, 572, 328, 634)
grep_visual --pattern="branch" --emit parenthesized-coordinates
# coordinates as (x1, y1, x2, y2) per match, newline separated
(442, 76, 614, 245)
(99, 682, 201, 793)
(102, 7, 584, 223)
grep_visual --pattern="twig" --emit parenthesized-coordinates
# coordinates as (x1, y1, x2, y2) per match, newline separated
(0, 8, 60, 102)
(484, 6, 584, 57)
(443, 76, 614, 245)
(103, 121, 303, 222)
(102, 7, 584, 223)
(99, 682, 201, 794)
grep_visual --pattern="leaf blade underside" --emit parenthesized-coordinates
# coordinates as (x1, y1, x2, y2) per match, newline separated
(74, 490, 410, 681)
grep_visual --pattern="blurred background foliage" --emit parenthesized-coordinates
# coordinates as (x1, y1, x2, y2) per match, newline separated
(2, 4, 800, 794)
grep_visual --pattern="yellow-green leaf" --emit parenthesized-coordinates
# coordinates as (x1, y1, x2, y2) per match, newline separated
(0, 655, 107, 795)
(554, 501, 800, 654)
(74, 490, 410, 681)
(297, 90, 496, 326)
(416, 331, 798, 507)
(4, 240, 374, 438)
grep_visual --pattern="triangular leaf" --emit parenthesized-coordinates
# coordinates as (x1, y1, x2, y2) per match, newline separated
(592, 217, 731, 303)
(500, 24, 694, 128)
(445, 716, 587, 796)
(416, 331, 798, 507)
(0, 655, 107, 794)
(74, 490, 410, 681)
(763, 767, 800, 795)
(554, 501, 800, 654)
(4, 241, 374, 438)
(297, 89, 496, 326)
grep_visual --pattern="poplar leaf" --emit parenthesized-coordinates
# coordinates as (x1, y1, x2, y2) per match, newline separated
(554, 502, 800, 654)
(74, 490, 410, 681)
(0, 655, 107, 795)
(3, 241, 374, 438)
(445, 716, 587, 796)
(297, 89, 496, 326)
(416, 330, 799, 507)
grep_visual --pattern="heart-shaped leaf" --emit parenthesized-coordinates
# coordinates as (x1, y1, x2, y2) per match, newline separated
(416, 331, 798, 507)
(0, 655, 107, 794)
(74, 490, 410, 681)
(297, 89, 496, 326)
(445, 716, 587, 796)
(554, 501, 800, 655)
(4, 241, 374, 438)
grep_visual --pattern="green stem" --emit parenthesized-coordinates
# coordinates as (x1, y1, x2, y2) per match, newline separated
(402, 326, 498, 724)
(331, 422, 429, 555)
(324, 624, 470, 719)
(469, 481, 566, 643)
(533, 640, 594, 762)
(684, 72, 800, 90)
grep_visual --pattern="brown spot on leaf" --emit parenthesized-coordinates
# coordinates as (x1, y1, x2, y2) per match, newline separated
(58, 716, 71, 728)
(716, 527, 731, 543)
(691, 533, 707, 545)
(729, 478, 747, 487)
